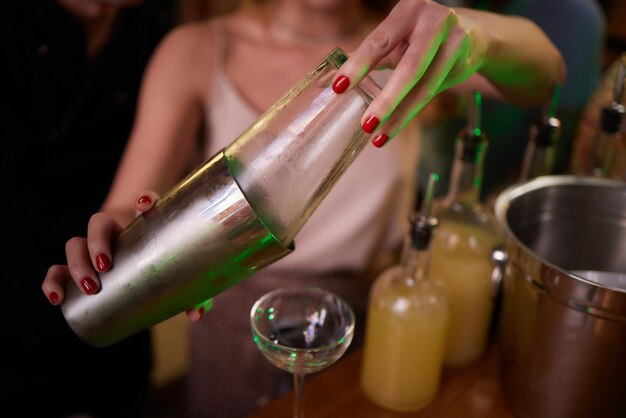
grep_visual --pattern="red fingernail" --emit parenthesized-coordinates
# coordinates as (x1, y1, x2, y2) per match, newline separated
(81, 277, 98, 295)
(138, 195, 151, 204)
(49, 292, 59, 304)
(362, 115, 380, 134)
(198, 307, 205, 318)
(332, 75, 350, 94)
(372, 133, 389, 148)
(95, 253, 111, 272)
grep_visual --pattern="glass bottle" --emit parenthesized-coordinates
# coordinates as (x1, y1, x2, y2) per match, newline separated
(519, 85, 562, 181)
(429, 91, 501, 368)
(225, 48, 380, 246)
(590, 63, 625, 178)
(570, 53, 626, 177)
(608, 131, 626, 180)
(61, 48, 381, 347)
(361, 174, 450, 412)
(607, 62, 626, 181)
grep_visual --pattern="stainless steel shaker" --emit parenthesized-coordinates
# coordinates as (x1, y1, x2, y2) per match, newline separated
(62, 151, 293, 347)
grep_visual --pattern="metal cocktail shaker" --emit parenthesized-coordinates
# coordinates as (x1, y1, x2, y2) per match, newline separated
(62, 151, 293, 347)
(61, 48, 381, 347)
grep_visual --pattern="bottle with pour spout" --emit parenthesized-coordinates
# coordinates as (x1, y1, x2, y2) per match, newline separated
(429, 91, 501, 368)
(360, 174, 450, 412)
(607, 62, 626, 181)
(61, 48, 381, 347)
(589, 62, 625, 178)
(519, 84, 562, 181)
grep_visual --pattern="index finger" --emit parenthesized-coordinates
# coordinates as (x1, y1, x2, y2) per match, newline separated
(134, 190, 161, 217)
(42, 264, 72, 305)
(86, 212, 123, 273)
(331, 0, 420, 93)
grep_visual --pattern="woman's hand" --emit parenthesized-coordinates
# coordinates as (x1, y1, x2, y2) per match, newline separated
(332, 0, 565, 147)
(41, 191, 160, 305)
(41, 190, 209, 321)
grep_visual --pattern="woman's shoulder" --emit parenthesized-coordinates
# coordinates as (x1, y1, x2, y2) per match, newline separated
(221, 6, 269, 46)
(158, 19, 217, 57)
(133, 19, 221, 106)
(147, 15, 239, 82)
(155, 9, 263, 59)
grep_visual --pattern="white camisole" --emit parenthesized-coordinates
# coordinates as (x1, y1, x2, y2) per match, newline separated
(203, 22, 420, 275)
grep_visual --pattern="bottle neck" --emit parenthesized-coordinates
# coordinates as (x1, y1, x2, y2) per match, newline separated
(400, 240, 431, 282)
(591, 130, 620, 177)
(520, 118, 560, 181)
(520, 142, 554, 181)
(445, 136, 485, 205)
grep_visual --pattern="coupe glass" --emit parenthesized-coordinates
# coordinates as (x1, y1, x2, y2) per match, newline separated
(250, 286, 355, 418)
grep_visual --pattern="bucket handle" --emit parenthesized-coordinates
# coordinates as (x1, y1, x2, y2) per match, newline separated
(491, 244, 508, 298)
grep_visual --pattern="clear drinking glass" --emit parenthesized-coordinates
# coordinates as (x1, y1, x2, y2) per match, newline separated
(225, 47, 381, 246)
(250, 287, 355, 418)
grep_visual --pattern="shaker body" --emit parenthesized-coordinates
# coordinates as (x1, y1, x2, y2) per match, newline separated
(62, 151, 292, 347)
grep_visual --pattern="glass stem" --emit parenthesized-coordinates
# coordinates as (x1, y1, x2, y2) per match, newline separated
(293, 372, 306, 418)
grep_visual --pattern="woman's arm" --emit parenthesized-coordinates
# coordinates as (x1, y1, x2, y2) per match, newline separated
(332, 0, 565, 146)
(454, 8, 565, 105)
(102, 23, 212, 226)
(42, 22, 215, 301)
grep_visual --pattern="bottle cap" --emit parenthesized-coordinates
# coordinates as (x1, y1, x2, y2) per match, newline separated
(457, 91, 488, 162)
(533, 84, 562, 148)
(600, 102, 625, 133)
(410, 173, 439, 250)
(533, 116, 562, 148)
(600, 63, 626, 133)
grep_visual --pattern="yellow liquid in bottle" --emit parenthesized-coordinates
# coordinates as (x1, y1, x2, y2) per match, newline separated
(361, 266, 449, 412)
(430, 219, 499, 367)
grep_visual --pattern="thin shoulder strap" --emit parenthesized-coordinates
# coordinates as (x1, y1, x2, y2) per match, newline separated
(203, 18, 229, 158)
(211, 19, 228, 74)
(206, 18, 228, 115)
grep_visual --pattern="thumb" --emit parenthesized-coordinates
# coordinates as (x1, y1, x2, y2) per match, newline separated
(186, 298, 214, 322)
(134, 191, 161, 217)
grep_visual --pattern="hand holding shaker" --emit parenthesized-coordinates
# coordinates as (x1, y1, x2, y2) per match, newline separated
(62, 48, 382, 347)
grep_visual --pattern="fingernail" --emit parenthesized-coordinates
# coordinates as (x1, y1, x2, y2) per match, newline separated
(372, 133, 389, 148)
(332, 75, 350, 94)
(362, 115, 380, 134)
(49, 292, 59, 304)
(137, 195, 151, 205)
(81, 277, 98, 295)
(95, 253, 111, 272)
(198, 307, 205, 318)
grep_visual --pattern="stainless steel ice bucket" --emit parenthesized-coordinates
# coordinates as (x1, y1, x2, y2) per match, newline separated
(494, 175, 626, 418)
(62, 151, 293, 347)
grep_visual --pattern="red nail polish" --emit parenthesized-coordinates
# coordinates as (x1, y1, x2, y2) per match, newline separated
(372, 133, 389, 148)
(138, 195, 151, 205)
(198, 307, 205, 317)
(362, 115, 380, 134)
(49, 292, 59, 304)
(332, 75, 350, 94)
(95, 253, 111, 272)
(81, 277, 98, 295)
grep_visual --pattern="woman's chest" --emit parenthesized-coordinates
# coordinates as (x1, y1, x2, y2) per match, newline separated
(226, 45, 343, 112)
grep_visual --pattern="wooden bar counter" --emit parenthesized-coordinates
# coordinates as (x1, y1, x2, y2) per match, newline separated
(248, 343, 515, 418)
